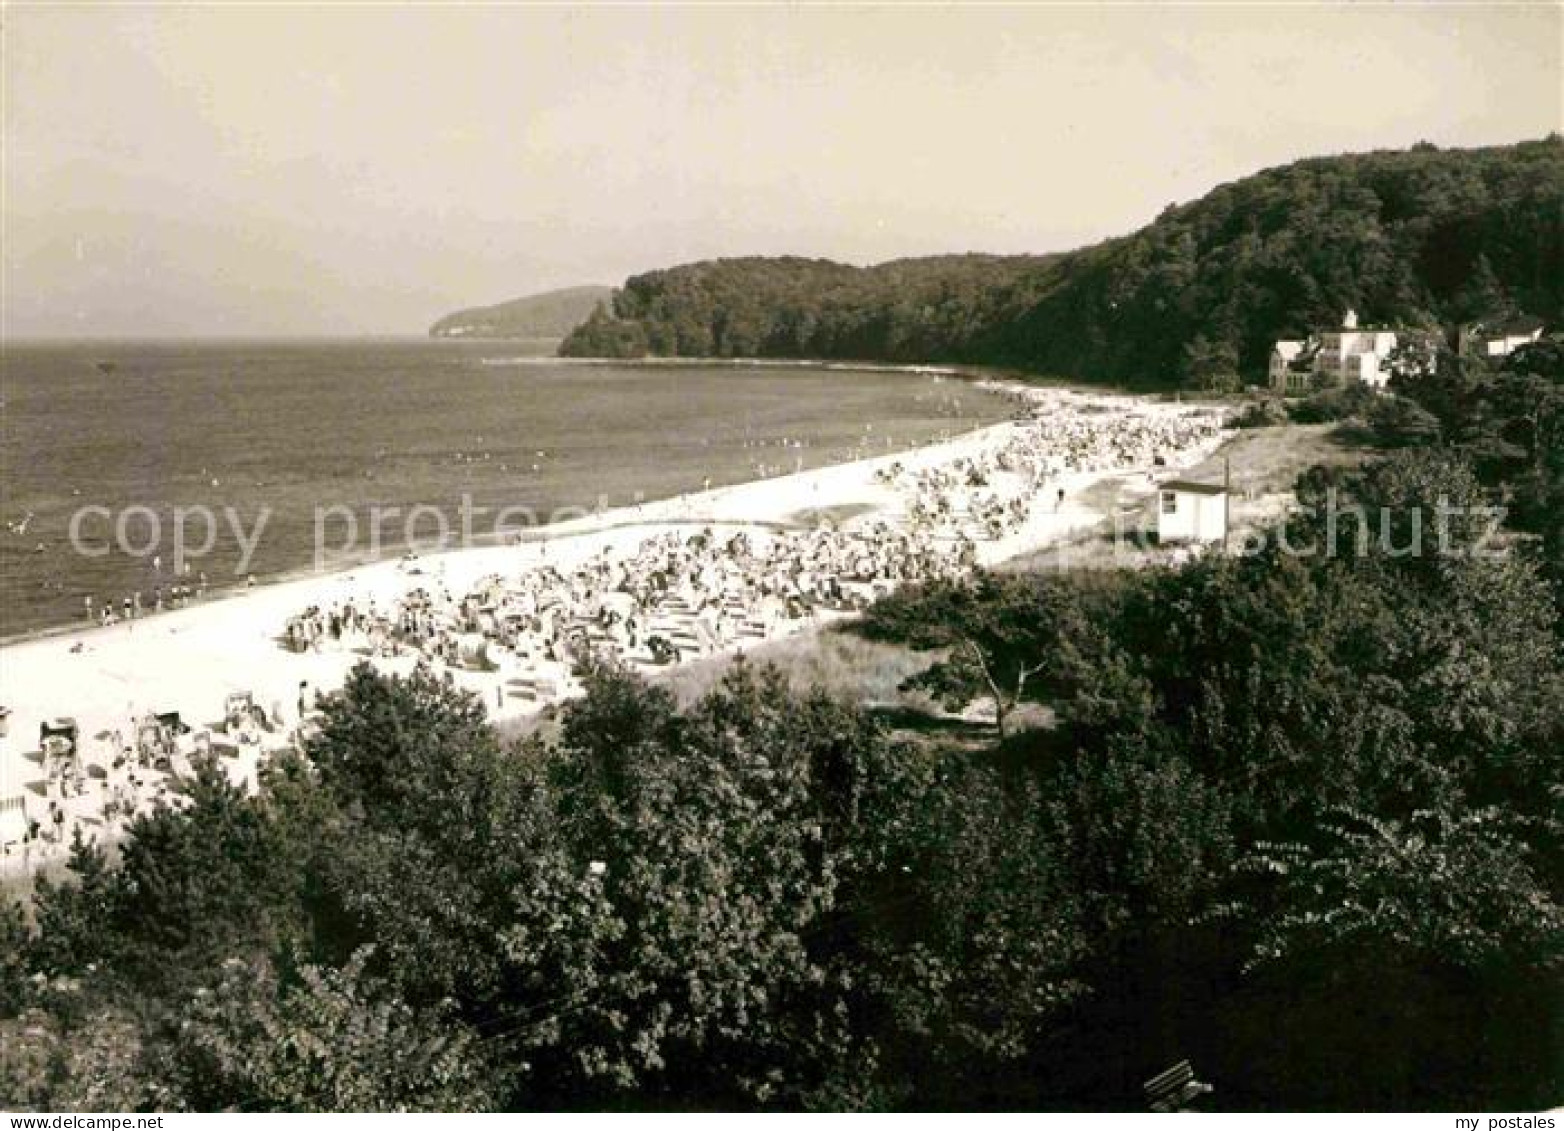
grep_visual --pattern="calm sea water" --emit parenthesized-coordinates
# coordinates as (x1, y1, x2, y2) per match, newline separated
(0, 339, 1006, 637)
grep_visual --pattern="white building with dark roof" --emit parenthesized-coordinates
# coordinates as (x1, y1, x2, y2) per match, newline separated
(1314, 309, 1398, 389)
(1156, 479, 1227, 544)
(1459, 316, 1545, 359)
(1268, 339, 1310, 395)
(1269, 309, 1401, 395)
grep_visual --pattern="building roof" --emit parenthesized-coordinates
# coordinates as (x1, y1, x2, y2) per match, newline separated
(1272, 340, 1306, 360)
(1490, 316, 1546, 337)
(1468, 314, 1546, 337)
(1160, 479, 1226, 496)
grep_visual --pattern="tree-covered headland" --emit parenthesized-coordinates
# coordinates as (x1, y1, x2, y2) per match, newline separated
(563, 138, 1562, 388)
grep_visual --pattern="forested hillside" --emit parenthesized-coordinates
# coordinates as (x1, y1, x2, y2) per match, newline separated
(561, 137, 1564, 385)
(562, 254, 1057, 362)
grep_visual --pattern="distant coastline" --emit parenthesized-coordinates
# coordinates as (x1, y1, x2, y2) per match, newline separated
(429, 284, 613, 339)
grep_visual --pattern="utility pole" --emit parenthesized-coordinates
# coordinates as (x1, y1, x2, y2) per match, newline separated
(1223, 455, 1232, 555)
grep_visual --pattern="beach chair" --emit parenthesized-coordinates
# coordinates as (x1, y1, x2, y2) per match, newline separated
(39, 718, 79, 776)
(223, 692, 266, 745)
(39, 717, 79, 755)
(224, 691, 255, 727)
(645, 635, 679, 665)
(454, 632, 493, 671)
(135, 715, 170, 765)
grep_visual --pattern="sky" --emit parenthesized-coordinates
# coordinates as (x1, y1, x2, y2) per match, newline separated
(3, 2, 1560, 338)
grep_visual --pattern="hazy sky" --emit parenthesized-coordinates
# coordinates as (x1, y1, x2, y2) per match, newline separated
(4, 3, 1560, 337)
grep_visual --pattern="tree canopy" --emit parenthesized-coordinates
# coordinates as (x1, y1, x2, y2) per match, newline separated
(6, 413, 1563, 1111)
(562, 137, 1563, 387)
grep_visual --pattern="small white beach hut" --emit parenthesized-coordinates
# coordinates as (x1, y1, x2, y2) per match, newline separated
(1156, 479, 1227, 545)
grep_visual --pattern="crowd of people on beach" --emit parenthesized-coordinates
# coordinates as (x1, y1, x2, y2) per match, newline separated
(82, 566, 211, 629)
(3, 713, 188, 872)
(284, 517, 971, 683)
(278, 394, 1225, 709)
(2, 393, 1225, 875)
(9, 740, 174, 870)
(1, 688, 291, 875)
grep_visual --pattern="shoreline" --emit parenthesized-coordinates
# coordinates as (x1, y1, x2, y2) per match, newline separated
(1, 354, 1162, 647)
(480, 352, 1106, 392)
(0, 383, 1229, 876)
(0, 388, 1017, 649)
(480, 352, 1192, 398)
(0, 415, 1017, 648)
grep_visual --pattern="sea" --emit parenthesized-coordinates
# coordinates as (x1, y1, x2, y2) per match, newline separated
(0, 338, 1009, 638)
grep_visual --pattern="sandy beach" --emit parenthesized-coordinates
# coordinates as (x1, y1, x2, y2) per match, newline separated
(0, 386, 1227, 873)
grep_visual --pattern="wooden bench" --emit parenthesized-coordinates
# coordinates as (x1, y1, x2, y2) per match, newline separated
(1143, 1059, 1212, 1112)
